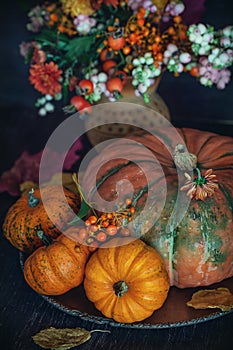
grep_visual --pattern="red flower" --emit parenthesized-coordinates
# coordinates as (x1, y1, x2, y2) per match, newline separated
(29, 61, 62, 96)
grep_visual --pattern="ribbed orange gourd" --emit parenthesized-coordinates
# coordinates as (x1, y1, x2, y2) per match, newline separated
(82, 127, 233, 288)
(24, 227, 90, 295)
(84, 239, 170, 323)
(3, 185, 80, 253)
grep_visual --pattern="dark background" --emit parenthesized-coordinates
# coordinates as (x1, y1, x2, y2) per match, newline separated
(0, 1, 233, 349)
(0, 0, 233, 177)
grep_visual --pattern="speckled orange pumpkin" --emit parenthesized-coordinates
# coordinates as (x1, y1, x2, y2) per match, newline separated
(3, 185, 80, 253)
(84, 239, 170, 323)
(24, 227, 90, 295)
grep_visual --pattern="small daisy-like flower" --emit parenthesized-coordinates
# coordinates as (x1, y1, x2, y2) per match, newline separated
(180, 168, 218, 201)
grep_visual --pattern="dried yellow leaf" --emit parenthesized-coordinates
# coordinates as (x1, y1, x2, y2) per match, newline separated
(187, 287, 233, 312)
(32, 327, 110, 349)
(32, 327, 91, 349)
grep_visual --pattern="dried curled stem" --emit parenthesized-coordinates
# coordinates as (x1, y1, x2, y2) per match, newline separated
(173, 144, 197, 171)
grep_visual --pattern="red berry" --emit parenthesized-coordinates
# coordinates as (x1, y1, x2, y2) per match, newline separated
(106, 225, 118, 236)
(102, 220, 109, 228)
(108, 35, 125, 51)
(106, 77, 123, 93)
(79, 79, 94, 95)
(96, 231, 107, 242)
(85, 219, 91, 226)
(70, 95, 86, 109)
(78, 228, 89, 243)
(120, 227, 131, 236)
(90, 224, 99, 233)
(125, 198, 132, 206)
(89, 215, 98, 225)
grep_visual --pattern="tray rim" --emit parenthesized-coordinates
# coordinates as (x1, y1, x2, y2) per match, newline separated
(19, 252, 233, 329)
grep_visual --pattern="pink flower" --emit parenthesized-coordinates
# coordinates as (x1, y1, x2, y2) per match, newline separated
(180, 169, 218, 201)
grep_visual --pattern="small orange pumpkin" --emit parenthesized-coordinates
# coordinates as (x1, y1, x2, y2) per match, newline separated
(84, 239, 170, 323)
(3, 185, 80, 253)
(24, 227, 90, 295)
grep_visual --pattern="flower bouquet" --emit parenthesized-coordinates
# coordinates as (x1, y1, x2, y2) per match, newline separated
(20, 0, 233, 116)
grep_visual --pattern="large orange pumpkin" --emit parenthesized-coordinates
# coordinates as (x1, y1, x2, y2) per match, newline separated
(24, 227, 90, 295)
(3, 185, 80, 253)
(84, 239, 170, 323)
(82, 127, 233, 288)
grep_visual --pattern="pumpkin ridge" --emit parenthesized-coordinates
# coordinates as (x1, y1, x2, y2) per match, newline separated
(16, 214, 32, 252)
(93, 160, 133, 194)
(116, 243, 146, 280)
(196, 135, 217, 158)
(96, 249, 116, 282)
(34, 250, 63, 293)
(168, 226, 178, 285)
(3, 206, 22, 243)
(46, 243, 80, 289)
(125, 289, 162, 311)
(201, 152, 233, 165)
(219, 184, 233, 214)
(97, 292, 118, 319)
(131, 174, 164, 207)
(147, 129, 174, 149)
(26, 252, 58, 294)
(200, 166, 233, 170)
(93, 159, 160, 196)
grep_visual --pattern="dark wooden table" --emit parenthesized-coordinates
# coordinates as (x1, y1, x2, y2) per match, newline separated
(0, 190, 233, 350)
(1, 0, 233, 349)
(0, 106, 233, 350)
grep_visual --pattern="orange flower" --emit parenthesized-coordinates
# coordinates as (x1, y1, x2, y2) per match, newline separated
(29, 62, 62, 96)
(180, 168, 218, 201)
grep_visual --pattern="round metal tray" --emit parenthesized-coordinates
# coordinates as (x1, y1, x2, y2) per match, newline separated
(19, 252, 233, 329)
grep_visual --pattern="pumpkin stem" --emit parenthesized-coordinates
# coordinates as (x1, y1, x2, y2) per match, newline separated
(173, 144, 197, 171)
(36, 227, 53, 247)
(113, 280, 129, 297)
(28, 188, 40, 208)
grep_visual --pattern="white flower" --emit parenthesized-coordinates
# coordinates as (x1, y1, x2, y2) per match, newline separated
(98, 72, 108, 82)
(179, 52, 191, 64)
(45, 102, 54, 112)
(38, 108, 47, 116)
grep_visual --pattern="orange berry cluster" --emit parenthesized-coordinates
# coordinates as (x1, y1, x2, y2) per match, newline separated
(124, 10, 190, 71)
(77, 198, 136, 248)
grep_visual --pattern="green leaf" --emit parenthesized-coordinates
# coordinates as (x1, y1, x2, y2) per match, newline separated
(35, 29, 69, 51)
(64, 35, 97, 62)
(69, 200, 91, 225)
(69, 173, 95, 225)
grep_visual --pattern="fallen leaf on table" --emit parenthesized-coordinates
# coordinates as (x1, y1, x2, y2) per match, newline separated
(32, 327, 110, 349)
(187, 287, 233, 312)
